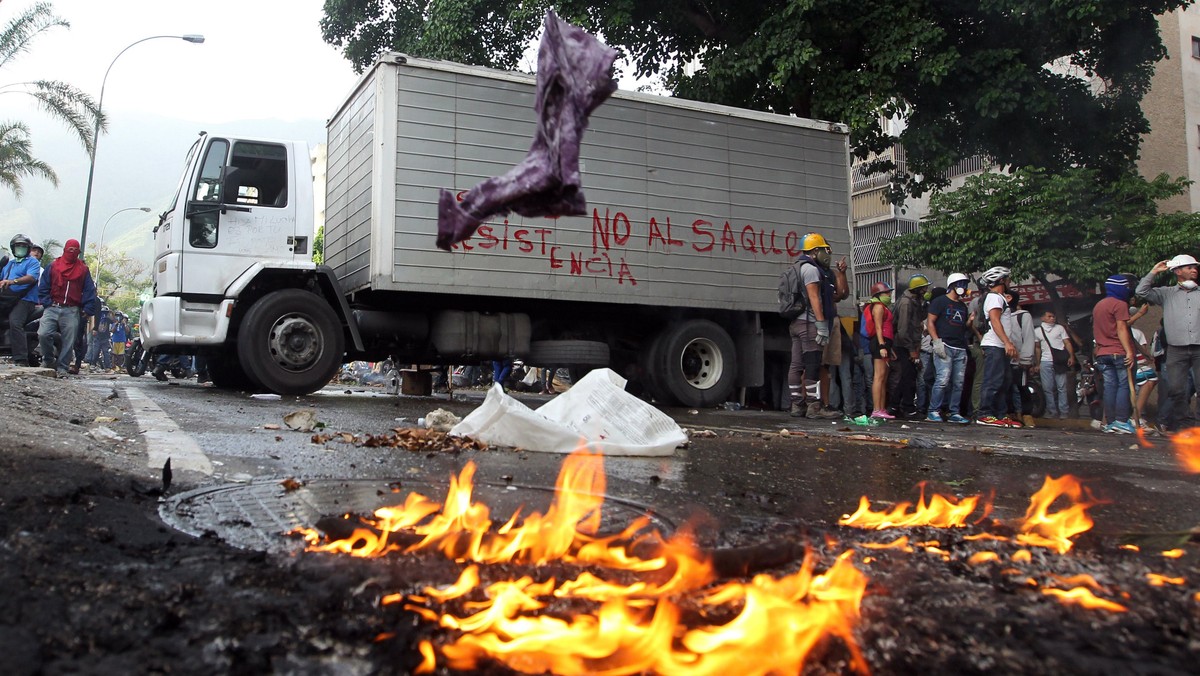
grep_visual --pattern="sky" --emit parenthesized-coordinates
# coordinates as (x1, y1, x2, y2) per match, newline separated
(0, 0, 362, 254)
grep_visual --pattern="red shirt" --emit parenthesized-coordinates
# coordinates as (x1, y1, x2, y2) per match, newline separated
(1092, 296, 1130, 357)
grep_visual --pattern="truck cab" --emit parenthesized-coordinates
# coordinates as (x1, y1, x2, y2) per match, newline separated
(142, 133, 348, 393)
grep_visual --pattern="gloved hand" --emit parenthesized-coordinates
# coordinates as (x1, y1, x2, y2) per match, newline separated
(815, 321, 830, 346)
(932, 338, 947, 360)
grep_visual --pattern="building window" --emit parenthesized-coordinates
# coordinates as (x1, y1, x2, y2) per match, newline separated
(1193, 36, 1200, 59)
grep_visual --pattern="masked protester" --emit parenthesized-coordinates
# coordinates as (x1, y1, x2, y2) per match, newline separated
(785, 233, 849, 418)
(1135, 254, 1200, 433)
(889, 274, 930, 418)
(37, 239, 99, 376)
(862, 282, 895, 420)
(1091, 275, 1137, 434)
(926, 273, 972, 423)
(975, 266, 1021, 427)
(0, 234, 42, 366)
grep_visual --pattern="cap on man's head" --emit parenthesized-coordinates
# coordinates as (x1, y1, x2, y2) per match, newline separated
(1167, 254, 1199, 269)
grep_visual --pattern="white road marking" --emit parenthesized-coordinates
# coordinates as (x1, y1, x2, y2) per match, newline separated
(122, 386, 214, 475)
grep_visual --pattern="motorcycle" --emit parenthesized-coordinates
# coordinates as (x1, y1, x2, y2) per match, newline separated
(125, 336, 151, 377)
(0, 303, 44, 366)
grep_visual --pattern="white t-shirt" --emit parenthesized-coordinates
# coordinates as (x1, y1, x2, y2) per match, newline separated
(980, 292, 1015, 349)
(1035, 323, 1069, 362)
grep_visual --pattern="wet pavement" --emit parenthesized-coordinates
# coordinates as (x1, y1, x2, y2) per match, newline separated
(78, 373, 1200, 546)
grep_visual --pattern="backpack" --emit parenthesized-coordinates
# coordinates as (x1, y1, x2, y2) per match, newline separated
(971, 293, 997, 336)
(777, 261, 810, 319)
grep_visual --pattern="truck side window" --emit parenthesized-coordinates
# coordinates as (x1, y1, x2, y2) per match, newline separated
(189, 139, 228, 248)
(223, 142, 288, 208)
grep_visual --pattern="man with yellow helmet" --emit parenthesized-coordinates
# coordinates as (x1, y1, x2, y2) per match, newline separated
(783, 233, 849, 418)
(890, 273, 930, 418)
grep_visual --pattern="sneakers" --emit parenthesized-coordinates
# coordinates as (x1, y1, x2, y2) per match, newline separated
(926, 411, 943, 423)
(1090, 419, 1105, 431)
(947, 414, 971, 424)
(976, 416, 1007, 427)
(807, 402, 842, 419)
(870, 409, 895, 420)
(1005, 417, 1024, 428)
(1107, 420, 1136, 435)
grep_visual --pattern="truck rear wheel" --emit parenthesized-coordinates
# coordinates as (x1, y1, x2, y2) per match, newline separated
(651, 319, 737, 408)
(237, 289, 345, 395)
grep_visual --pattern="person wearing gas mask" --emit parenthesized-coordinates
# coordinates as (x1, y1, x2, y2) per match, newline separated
(0, 234, 43, 366)
(785, 233, 848, 418)
(926, 273, 972, 424)
(890, 273, 930, 419)
(1136, 254, 1200, 433)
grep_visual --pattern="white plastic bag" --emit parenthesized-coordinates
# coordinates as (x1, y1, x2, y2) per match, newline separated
(449, 368, 685, 456)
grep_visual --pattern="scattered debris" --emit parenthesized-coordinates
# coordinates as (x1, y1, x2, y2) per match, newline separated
(310, 427, 487, 453)
(423, 408, 461, 432)
(280, 478, 306, 492)
(250, 393, 282, 400)
(89, 426, 122, 442)
(283, 409, 320, 432)
(263, 423, 282, 430)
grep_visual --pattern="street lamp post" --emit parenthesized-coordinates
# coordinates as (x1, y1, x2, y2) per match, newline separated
(79, 34, 204, 254)
(95, 206, 152, 296)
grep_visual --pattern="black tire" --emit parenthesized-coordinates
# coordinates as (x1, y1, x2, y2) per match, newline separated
(637, 330, 671, 403)
(237, 289, 346, 396)
(126, 342, 147, 377)
(527, 340, 610, 367)
(651, 319, 737, 408)
(208, 349, 259, 391)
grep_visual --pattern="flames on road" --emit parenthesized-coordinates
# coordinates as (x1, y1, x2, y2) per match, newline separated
(297, 433, 1198, 674)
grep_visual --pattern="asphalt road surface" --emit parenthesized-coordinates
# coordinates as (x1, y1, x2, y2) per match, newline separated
(80, 371, 1200, 542)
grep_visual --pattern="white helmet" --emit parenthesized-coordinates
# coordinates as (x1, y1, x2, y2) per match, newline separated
(979, 266, 1011, 286)
(946, 272, 969, 287)
(1167, 254, 1198, 269)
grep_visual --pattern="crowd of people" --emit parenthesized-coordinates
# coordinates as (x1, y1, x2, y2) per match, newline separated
(0, 234, 104, 377)
(781, 235, 1200, 435)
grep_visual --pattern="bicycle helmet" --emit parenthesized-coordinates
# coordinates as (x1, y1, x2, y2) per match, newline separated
(979, 266, 1011, 286)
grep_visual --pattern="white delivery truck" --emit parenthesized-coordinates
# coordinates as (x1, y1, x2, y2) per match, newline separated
(141, 54, 851, 406)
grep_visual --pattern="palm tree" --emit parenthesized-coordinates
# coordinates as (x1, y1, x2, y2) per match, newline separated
(0, 2, 103, 195)
(0, 120, 54, 195)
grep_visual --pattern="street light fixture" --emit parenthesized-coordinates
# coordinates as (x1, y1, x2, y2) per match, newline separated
(79, 34, 205, 254)
(95, 206, 152, 295)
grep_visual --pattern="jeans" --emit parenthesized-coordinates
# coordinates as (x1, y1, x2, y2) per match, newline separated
(828, 352, 856, 414)
(1095, 354, 1131, 424)
(1163, 344, 1200, 430)
(38, 305, 81, 373)
(859, 352, 875, 412)
(916, 351, 935, 413)
(1039, 363, 1069, 417)
(979, 346, 1011, 418)
(930, 346, 968, 415)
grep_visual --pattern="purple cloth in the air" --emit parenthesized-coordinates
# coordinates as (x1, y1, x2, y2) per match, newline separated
(436, 10, 618, 251)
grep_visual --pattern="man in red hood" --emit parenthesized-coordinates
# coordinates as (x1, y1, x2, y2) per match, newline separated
(37, 239, 99, 376)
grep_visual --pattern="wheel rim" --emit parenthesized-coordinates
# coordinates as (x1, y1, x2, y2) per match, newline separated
(679, 336, 723, 390)
(267, 315, 321, 371)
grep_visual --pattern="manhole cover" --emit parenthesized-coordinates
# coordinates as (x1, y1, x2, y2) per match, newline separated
(161, 478, 675, 554)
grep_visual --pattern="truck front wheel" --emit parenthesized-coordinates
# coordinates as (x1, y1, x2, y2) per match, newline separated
(651, 319, 737, 408)
(237, 289, 345, 395)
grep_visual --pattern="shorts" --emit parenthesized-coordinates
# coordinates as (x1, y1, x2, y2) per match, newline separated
(821, 327, 843, 366)
(112, 341, 126, 356)
(1134, 364, 1157, 385)
(869, 339, 893, 361)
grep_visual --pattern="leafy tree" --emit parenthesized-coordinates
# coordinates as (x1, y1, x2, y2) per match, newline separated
(84, 242, 149, 316)
(312, 224, 324, 265)
(878, 167, 1200, 316)
(319, 0, 1186, 197)
(0, 2, 103, 195)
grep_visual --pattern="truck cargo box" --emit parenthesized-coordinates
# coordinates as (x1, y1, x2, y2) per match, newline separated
(324, 54, 851, 313)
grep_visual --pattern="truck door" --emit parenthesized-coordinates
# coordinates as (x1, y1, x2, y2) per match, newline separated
(180, 138, 305, 297)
